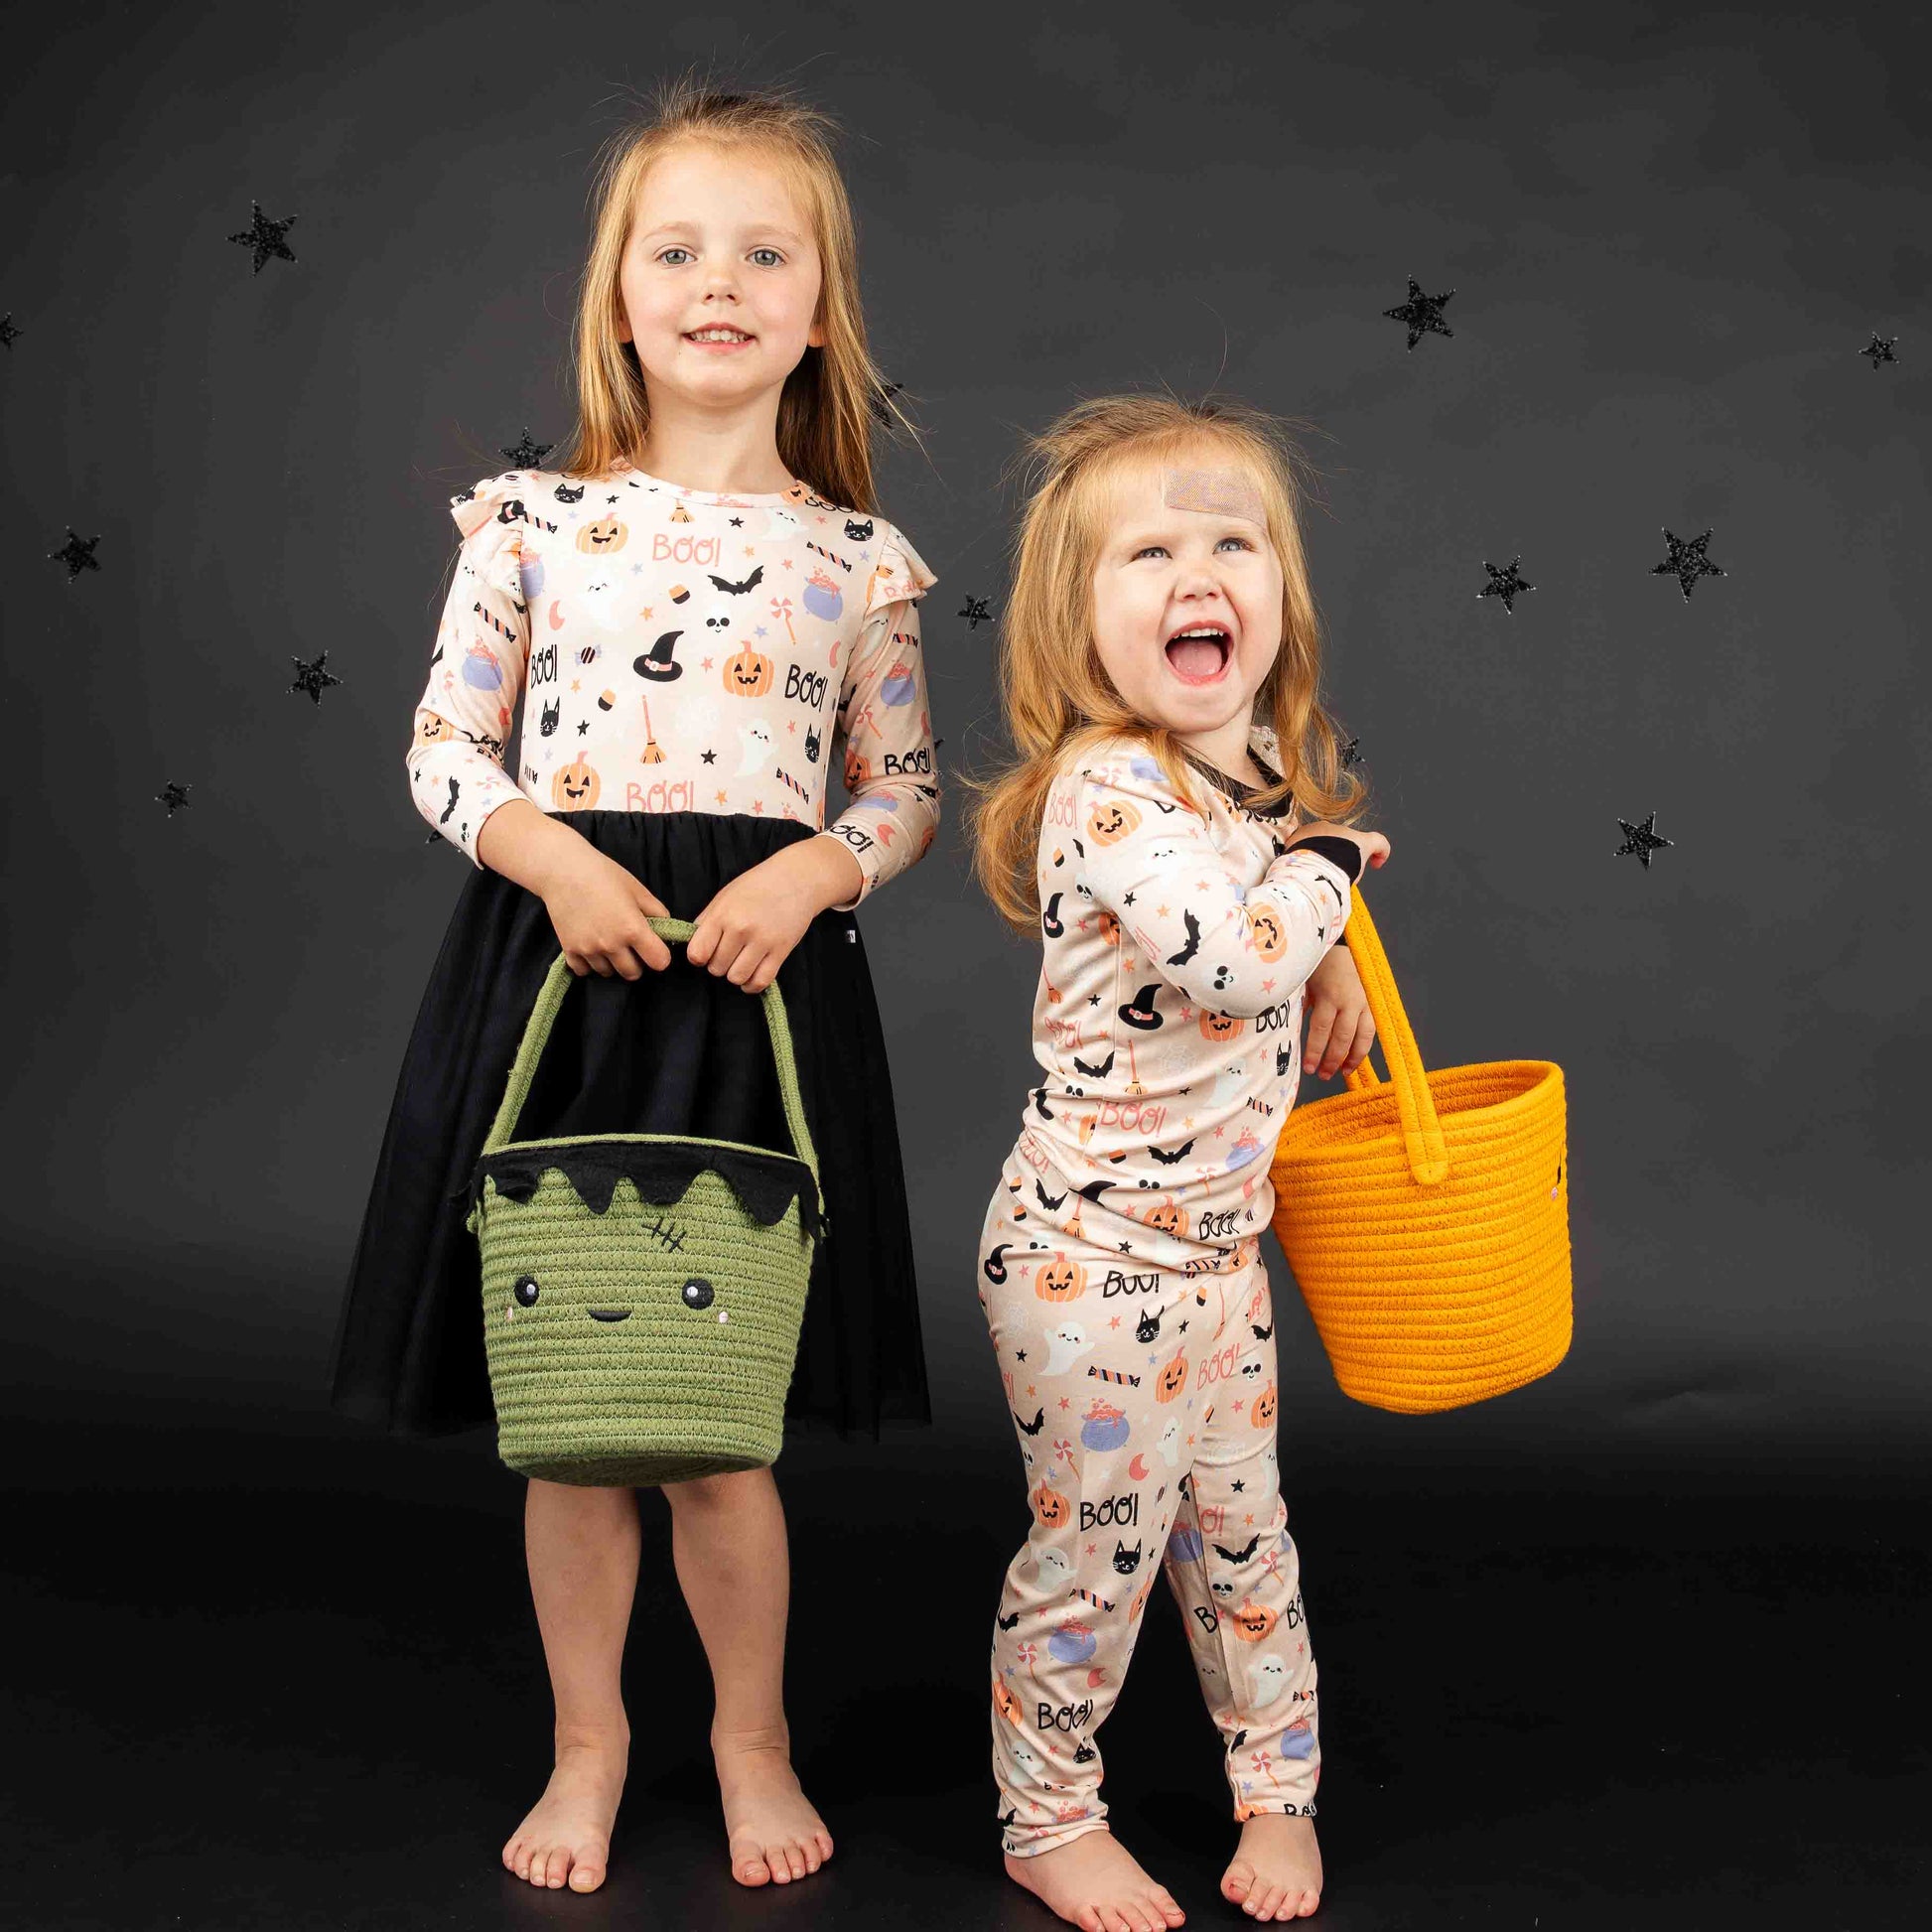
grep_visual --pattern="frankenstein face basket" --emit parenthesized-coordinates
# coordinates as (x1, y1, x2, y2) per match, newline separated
(1268, 886, 1573, 1415)
(465, 919, 824, 1486)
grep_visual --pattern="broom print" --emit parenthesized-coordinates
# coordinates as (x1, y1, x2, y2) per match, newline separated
(640, 695, 665, 764)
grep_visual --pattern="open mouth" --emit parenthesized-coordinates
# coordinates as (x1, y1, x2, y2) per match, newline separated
(684, 328, 755, 348)
(1164, 624, 1232, 684)
(588, 1309, 631, 1323)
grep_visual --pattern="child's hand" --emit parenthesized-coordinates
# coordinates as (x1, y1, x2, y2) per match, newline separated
(687, 838, 867, 994)
(536, 839, 674, 979)
(1303, 943, 1377, 1079)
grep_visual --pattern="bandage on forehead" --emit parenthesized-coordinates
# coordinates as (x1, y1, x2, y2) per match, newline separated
(1162, 465, 1266, 522)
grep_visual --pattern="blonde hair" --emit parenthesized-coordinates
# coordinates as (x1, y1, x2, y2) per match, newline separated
(553, 74, 913, 511)
(966, 392, 1372, 934)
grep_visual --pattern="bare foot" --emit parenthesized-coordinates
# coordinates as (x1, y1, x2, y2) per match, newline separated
(1221, 1813, 1322, 1920)
(714, 1730, 834, 1886)
(501, 1725, 628, 1893)
(1004, 1828, 1187, 1932)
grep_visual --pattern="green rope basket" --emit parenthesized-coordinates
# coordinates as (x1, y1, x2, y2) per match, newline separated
(464, 919, 825, 1487)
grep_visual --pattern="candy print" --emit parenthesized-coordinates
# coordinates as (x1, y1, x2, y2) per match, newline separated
(406, 464, 938, 888)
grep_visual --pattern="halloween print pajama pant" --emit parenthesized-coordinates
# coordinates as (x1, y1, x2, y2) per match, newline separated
(979, 1207, 1319, 1856)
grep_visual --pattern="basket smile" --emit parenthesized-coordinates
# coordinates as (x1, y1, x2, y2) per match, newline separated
(588, 1308, 631, 1323)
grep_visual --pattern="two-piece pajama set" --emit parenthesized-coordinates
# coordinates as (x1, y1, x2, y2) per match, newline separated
(977, 729, 1364, 1855)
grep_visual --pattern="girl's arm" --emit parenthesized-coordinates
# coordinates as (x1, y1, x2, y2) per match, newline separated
(1071, 761, 1359, 1020)
(407, 483, 535, 865)
(815, 528, 940, 909)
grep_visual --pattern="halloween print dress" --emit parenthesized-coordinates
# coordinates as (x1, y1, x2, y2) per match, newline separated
(974, 729, 1366, 1853)
(332, 458, 940, 1443)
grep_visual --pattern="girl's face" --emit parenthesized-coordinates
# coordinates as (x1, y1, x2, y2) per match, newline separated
(619, 142, 825, 408)
(1088, 452, 1284, 740)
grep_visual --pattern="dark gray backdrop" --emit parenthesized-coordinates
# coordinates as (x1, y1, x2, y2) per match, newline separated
(6, 0, 1926, 1500)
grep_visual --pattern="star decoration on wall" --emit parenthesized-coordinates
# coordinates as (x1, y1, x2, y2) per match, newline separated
(1859, 332, 1897, 369)
(1615, 809, 1674, 868)
(1338, 735, 1364, 768)
(960, 595, 995, 628)
(1650, 527, 1725, 601)
(50, 528, 101, 579)
(289, 652, 344, 704)
(1478, 556, 1535, 615)
(1383, 277, 1454, 349)
(499, 428, 553, 469)
(227, 201, 298, 273)
(155, 781, 192, 815)
(869, 379, 905, 428)
(0, 313, 19, 349)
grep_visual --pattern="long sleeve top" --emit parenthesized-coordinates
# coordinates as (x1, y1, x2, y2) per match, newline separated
(1001, 727, 1364, 1269)
(404, 456, 940, 908)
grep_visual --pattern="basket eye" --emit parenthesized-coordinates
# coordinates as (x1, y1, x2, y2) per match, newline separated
(680, 1278, 715, 1311)
(513, 1275, 540, 1308)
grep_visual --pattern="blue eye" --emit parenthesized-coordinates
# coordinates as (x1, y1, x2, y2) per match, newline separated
(658, 247, 693, 266)
(750, 247, 783, 267)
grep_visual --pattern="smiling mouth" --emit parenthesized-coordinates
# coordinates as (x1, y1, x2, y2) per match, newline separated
(588, 1309, 630, 1323)
(684, 328, 754, 346)
(1165, 626, 1232, 684)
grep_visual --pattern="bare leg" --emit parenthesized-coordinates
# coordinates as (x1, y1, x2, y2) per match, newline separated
(664, 1465, 833, 1886)
(501, 1479, 639, 1893)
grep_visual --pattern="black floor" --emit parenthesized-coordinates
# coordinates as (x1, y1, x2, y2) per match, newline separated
(3, 1411, 1926, 1931)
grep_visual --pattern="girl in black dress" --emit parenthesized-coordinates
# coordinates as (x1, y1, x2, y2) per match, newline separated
(331, 80, 936, 1895)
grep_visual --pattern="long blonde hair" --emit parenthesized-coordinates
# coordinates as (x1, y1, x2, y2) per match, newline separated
(966, 392, 1373, 934)
(554, 74, 912, 511)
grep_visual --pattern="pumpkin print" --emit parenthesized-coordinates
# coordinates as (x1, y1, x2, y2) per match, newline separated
(1155, 1350, 1189, 1403)
(1097, 910, 1122, 946)
(724, 644, 773, 697)
(993, 1676, 1024, 1725)
(1199, 1010, 1245, 1043)
(576, 519, 626, 553)
(1252, 1382, 1278, 1428)
(1143, 1202, 1186, 1238)
(1245, 903, 1288, 960)
(551, 756, 601, 810)
(1086, 798, 1142, 846)
(1033, 1480, 1072, 1529)
(845, 751, 872, 786)
(1231, 1598, 1278, 1643)
(415, 711, 456, 745)
(1036, 1258, 1087, 1304)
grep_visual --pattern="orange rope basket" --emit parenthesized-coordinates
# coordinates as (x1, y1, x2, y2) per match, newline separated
(1268, 886, 1573, 1413)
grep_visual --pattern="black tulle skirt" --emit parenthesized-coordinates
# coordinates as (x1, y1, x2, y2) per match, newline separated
(329, 810, 931, 1442)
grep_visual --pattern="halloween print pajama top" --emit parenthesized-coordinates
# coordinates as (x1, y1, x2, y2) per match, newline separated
(405, 455, 938, 909)
(977, 729, 1364, 1855)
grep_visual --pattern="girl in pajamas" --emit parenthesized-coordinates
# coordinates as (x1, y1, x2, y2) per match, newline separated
(968, 393, 1393, 1929)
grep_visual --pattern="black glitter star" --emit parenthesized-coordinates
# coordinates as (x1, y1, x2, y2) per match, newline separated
(49, 528, 100, 580)
(499, 428, 553, 469)
(1650, 527, 1725, 601)
(701, 749, 717, 764)
(869, 379, 905, 428)
(155, 781, 191, 816)
(1615, 809, 1674, 869)
(1478, 555, 1535, 616)
(0, 314, 19, 350)
(1339, 735, 1363, 769)
(1383, 277, 1454, 349)
(1859, 332, 1898, 370)
(960, 595, 994, 628)
(227, 201, 297, 274)
(289, 652, 343, 704)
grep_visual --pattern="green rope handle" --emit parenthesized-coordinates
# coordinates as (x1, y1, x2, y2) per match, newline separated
(480, 918, 821, 1189)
